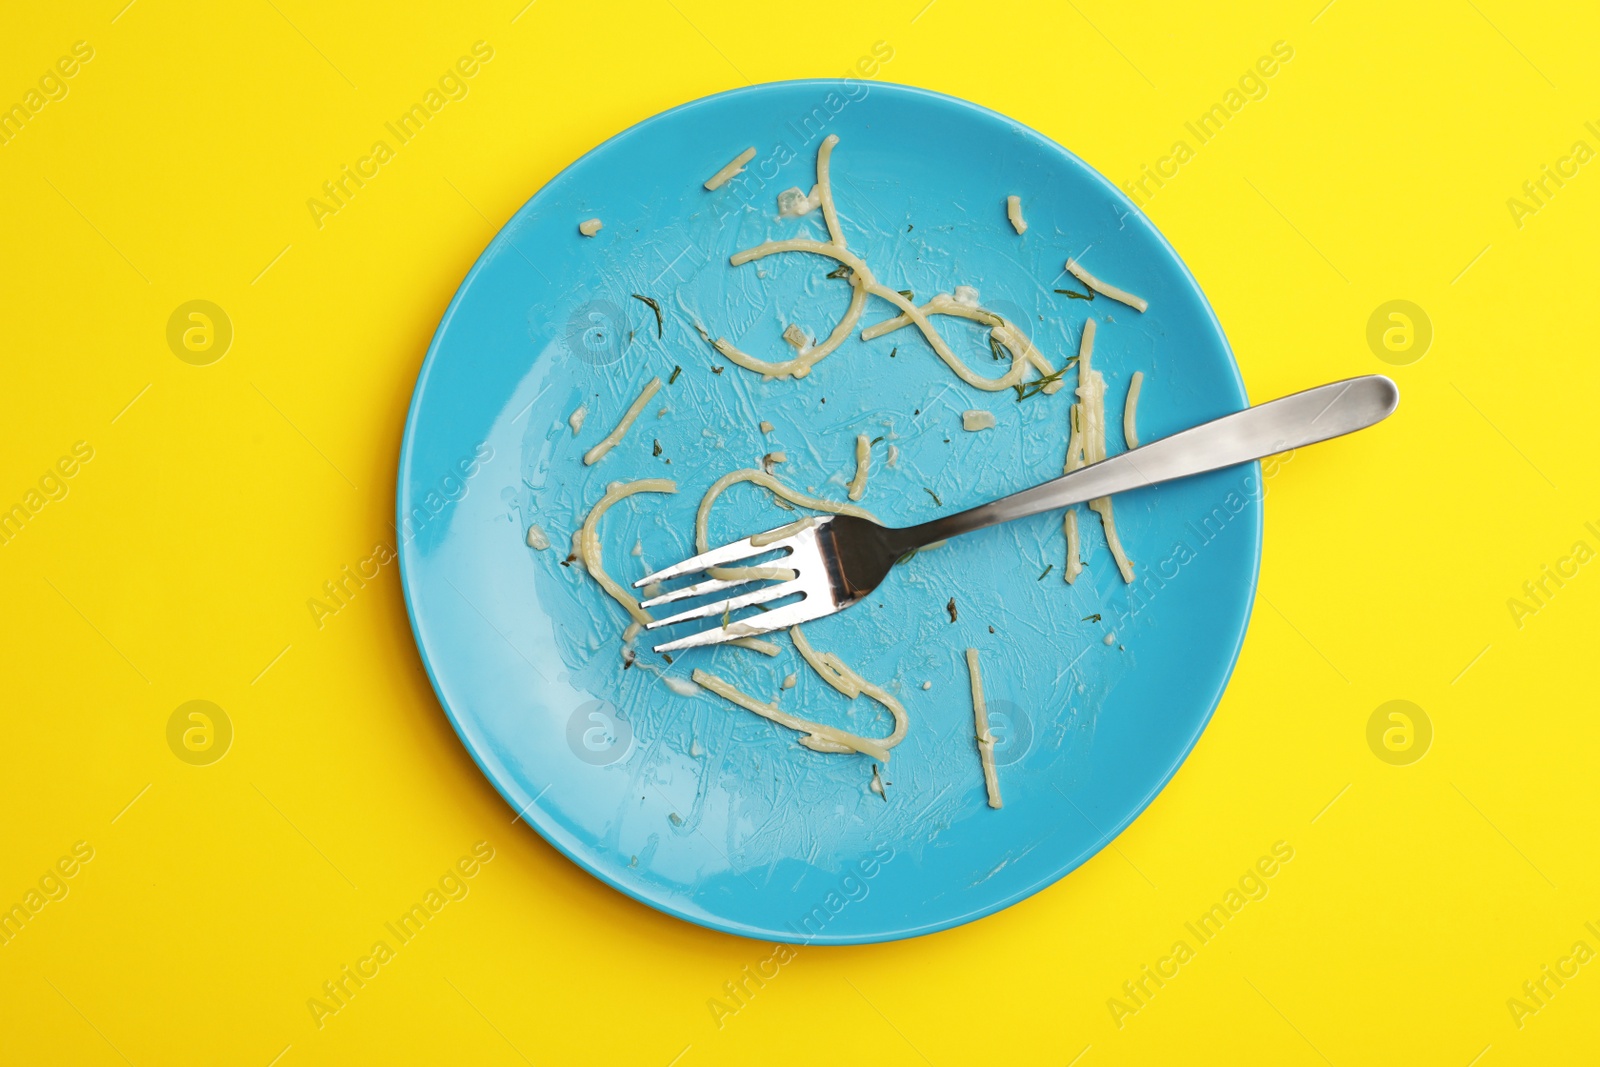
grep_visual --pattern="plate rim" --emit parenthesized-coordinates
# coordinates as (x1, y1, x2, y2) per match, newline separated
(396, 77, 1262, 945)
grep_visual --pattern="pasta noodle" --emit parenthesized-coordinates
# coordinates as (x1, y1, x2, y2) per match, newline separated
(1070, 321, 1134, 583)
(690, 668, 892, 762)
(1062, 509, 1081, 584)
(788, 627, 907, 752)
(694, 468, 874, 563)
(583, 377, 662, 466)
(704, 147, 756, 190)
(711, 136, 866, 381)
(1006, 195, 1027, 235)
(750, 516, 815, 549)
(847, 434, 870, 501)
(728, 637, 782, 656)
(1124, 370, 1144, 448)
(859, 289, 1061, 392)
(718, 138, 1063, 394)
(574, 479, 677, 626)
(1065, 259, 1148, 313)
(966, 649, 1002, 809)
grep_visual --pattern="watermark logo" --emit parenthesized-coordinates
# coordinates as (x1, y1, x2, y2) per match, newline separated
(0, 841, 94, 948)
(1365, 300, 1431, 366)
(1122, 41, 1295, 207)
(564, 299, 629, 367)
(166, 300, 232, 366)
(986, 699, 1033, 768)
(1366, 699, 1431, 766)
(566, 699, 632, 766)
(305, 841, 495, 1030)
(167, 700, 232, 766)
(1108, 840, 1295, 1029)
(0, 41, 94, 149)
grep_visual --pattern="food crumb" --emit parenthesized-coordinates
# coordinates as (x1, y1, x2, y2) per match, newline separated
(525, 524, 551, 550)
(1006, 194, 1027, 235)
(760, 420, 774, 434)
(921, 681, 931, 691)
(782, 673, 797, 689)
(578, 218, 602, 237)
(668, 812, 683, 826)
(1103, 631, 1116, 645)
(962, 410, 996, 432)
(946, 597, 957, 623)
(568, 404, 587, 435)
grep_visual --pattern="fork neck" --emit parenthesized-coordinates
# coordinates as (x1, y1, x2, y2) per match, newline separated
(893, 499, 1023, 551)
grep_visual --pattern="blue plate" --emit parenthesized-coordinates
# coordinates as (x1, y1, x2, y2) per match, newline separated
(398, 80, 1260, 944)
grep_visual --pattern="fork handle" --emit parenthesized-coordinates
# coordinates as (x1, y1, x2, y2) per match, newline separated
(895, 375, 1398, 549)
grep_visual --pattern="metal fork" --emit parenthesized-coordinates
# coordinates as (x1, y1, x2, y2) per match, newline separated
(635, 375, 1399, 653)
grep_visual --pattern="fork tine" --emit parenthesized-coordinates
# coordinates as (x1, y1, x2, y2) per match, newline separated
(644, 579, 804, 631)
(651, 598, 833, 654)
(639, 570, 796, 610)
(633, 517, 829, 588)
(632, 536, 768, 588)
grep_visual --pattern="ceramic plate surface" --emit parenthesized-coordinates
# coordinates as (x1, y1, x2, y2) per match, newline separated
(397, 80, 1260, 944)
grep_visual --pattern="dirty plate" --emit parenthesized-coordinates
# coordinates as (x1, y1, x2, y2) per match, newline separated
(397, 80, 1260, 944)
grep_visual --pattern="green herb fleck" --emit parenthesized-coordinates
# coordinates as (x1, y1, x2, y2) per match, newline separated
(870, 436, 884, 446)
(897, 289, 914, 301)
(895, 548, 918, 565)
(652, 439, 662, 457)
(889, 347, 897, 359)
(1037, 564, 1054, 581)
(946, 597, 957, 623)
(712, 365, 724, 375)
(1082, 613, 1102, 623)
(826, 265, 852, 279)
(988, 333, 1007, 362)
(1054, 285, 1094, 301)
(1012, 361, 1076, 403)
(631, 293, 663, 337)
(924, 487, 942, 507)
(668, 364, 682, 385)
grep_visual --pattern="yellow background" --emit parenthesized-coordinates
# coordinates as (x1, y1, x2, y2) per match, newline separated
(3, 0, 1596, 1063)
